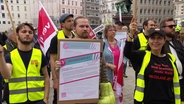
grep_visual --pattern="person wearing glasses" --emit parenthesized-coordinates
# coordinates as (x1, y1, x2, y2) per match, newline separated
(160, 18, 184, 104)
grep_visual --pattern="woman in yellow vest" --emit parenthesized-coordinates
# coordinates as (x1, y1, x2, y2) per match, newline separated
(124, 24, 181, 104)
(0, 23, 50, 104)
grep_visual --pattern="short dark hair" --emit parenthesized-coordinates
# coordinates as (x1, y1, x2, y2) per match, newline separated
(16, 23, 34, 34)
(143, 19, 156, 29)
(73, 16, 87, 27)
(160, 18, 174, 29)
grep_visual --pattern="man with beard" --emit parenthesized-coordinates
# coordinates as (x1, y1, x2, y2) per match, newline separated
(0, 23, 50, 104)
(160, 18, 184, 104)
(49, 13, 74, 104)
(73, 16, 90, 39)
(133, 19, 156, 50)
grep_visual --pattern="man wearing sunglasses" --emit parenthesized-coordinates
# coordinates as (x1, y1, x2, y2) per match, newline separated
(161, 18, 184, 104)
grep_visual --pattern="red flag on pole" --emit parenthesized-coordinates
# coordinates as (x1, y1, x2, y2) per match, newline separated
(88, 26, 96, 39)
(38, 1, 58, 55)
(112, 40, 125, 104)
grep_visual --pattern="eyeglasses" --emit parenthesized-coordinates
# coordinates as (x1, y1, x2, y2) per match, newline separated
(163, 25, 176, 29)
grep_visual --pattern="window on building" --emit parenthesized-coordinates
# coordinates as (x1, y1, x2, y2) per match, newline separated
(144, 9, 146, 14)
(164, 0, 166, 5)
(16, 0, 19, 3)
(159, 9, 161, 14)
(144, 0, 146, 4)
(75, 9, 77, 14)
(25, 14, 27, 19)
(8, 21, 10, 24)
(12, 13, 14, 18)
(152, 9, 154, 13)
(68, 9, 70, 13)
(140, 18, 142, 24)
(11, 5, 13, 11)
(140, 9, 142, 14)
(17, 6, 19, 11)
(159, 0, 162, 4)
(168, 10, 170, 15)
(24, 6, 27, 11)
(62, 8, 65, 13)
(18, 21, 21, 24)
(72, 1, 74, 5)
(24, 0, 26, 4)
(156, 0, 158, 4)
(1, 0, 3, 3)
(68, 0, 70, 5)
(3, 21, 6, 24)
(80, 2, 82, 6)
(2, 13, 5, 18)
(1, 5, 4, 10)
(0, 21, 1, 24)
(11, 0, 13, 3)
(148, 0, 151, 4)
(112, 3, 115, 10)
(140, 0, 142, 4)
(168, 1, 170, 5)
(80, 10, 83, 15)
(75, 1, 77, 6)
(62, 0, 65, 4)
(148, 9, 150, 14)
(18, 13, 20, 18)
(72, 9, 74, 14)
(163, 9, 165, 15)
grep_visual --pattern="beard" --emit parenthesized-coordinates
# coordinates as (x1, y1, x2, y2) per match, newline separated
(18, 36, 33, 45)
(165, 32, 175, 38)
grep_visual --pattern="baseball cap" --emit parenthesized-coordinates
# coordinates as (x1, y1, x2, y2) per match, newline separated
(59, 13, 73, 23)
(149, 29, 165, 38)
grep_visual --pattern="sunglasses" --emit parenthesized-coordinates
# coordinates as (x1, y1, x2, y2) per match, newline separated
(163, 25, 176, 29)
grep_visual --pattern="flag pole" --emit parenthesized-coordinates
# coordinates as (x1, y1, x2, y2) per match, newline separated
(133, 0, 137, 21)
(4, 0, 16, 35)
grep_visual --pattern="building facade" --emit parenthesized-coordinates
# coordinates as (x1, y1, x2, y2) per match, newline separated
(135, 0, 174, 28)
(0, 0, 31, 32)
(82, 0, 101, 28)
(174, 0, 184, 26)
(0, 0, 83, 32)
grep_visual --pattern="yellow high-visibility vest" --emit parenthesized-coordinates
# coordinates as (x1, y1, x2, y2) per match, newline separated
(9, 48, 44, 103)
(134, 51, 181, 104)
(57, 30, 66, 39)
(137, 33, 148, 50)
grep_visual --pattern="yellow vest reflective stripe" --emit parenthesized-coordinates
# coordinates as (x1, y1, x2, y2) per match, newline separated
(57, 30, 66, 39)
(137, 33, 147, 50)
(168, 53, 181, 104)
(3, 45, 9, 83)
(9, 48, 44, 103)
(134, 51, 181, 104)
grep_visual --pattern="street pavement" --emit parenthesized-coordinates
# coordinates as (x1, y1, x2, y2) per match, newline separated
(123, 66, 135, 104)
(2, 66, 135, 104)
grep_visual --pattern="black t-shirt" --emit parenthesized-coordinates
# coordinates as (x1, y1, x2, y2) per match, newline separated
(144, 54, 174, 104)
(49, 32, 75, 54)
(5, 48, 48, 74)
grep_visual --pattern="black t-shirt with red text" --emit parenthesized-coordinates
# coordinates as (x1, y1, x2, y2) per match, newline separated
(143, 54, 174, 104)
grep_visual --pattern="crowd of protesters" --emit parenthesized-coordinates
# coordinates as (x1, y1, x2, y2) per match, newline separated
(0, 13, 184, 104)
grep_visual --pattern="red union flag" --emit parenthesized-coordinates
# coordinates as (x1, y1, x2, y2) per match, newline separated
(88, 27, 96, 39)
(38, 1, 58, 55)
